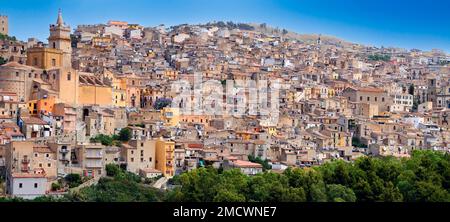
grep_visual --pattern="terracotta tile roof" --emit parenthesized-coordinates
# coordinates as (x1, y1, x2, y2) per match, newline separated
(21, 117, 47, 125)
(232, 160, 263, 168)
(11, 172, 46, 178)
(33, 146, 53, 153)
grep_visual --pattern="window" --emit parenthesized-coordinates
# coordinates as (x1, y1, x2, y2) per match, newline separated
(131, 158, 134, 162)
(360, 96, 363, 101)
(367, 97, 370, 101)
(52, 59, 56, 67)
(47, 163, 51, 167)
(141, 142, 144, 147)
(34, 153, 38, 157)
(34, 183, 38, 188)
(375, 97, 378, 102)
(39, 163, 42, 167)
(28, 73, 32, 78)
(33, 58, 38, 66)
(16, 72, 19, 77)
(149, 157, 152, 162)
(52, 42, 56, 49)
(131, 150, 134, 154)
(67, 73, 71, 81)
(19, 183, 23, 188)
(382, 97, 385, 102)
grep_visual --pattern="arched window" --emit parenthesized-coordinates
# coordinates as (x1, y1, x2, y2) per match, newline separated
(53, 42, 56, 49)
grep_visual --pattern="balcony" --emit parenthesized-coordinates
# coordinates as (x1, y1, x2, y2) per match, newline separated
(60, 155, 70, 162)
(85, 162, 103, 168)
(85, 151, 103, 159)
(21, 158, 30, 164)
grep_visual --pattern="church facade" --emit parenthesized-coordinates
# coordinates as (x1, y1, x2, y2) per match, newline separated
(0, 10, 113, 107)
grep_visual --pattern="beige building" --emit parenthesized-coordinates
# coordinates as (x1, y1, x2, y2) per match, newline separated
(0, 62, 43, 102)
(342, 87, 392, 112)
(73, 143, 105, 178)
(0, 15, 8, 35)
(4, 141, 57, 197)
(120, 140, 156, 174)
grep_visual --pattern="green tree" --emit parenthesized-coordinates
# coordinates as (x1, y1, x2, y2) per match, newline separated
(176, 167, 220, 202)
(106, 164, 122, 177)
(65, 174, 82, 188)
(247, 172, 289, 202)
(248, 155, 272, 171)
(118, 128, 132, 142)
(0, 57, 7, 66)
(213, 189, 246, 202)
(326, 184, 356, 202)
(408, 84, 415, 95)
(154, 98, 172, 110)
(90, 134, 114, 146)
(281, 187, 307, 202)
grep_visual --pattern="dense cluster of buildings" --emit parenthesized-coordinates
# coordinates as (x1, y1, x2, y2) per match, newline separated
(0, 11, 449, 199)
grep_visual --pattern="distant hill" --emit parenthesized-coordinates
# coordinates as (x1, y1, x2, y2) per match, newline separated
(247, 23, 355, 47)
(195, 21, 356, 48)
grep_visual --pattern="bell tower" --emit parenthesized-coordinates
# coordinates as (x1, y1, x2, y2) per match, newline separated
(48, 9, 72, 68)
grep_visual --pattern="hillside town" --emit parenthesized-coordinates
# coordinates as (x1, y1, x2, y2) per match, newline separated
(0, 10, 449, 199)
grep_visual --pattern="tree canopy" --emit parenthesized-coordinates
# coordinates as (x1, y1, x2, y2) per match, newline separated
(1, 150, 448, 202)
(167, 150, 450, 202)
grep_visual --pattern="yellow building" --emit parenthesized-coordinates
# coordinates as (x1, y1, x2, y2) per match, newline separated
(265, 126, 277, 136)
(111, 76, 127, 107)
(3, 10, 114, 107)
(161, 107, 180, 127)
(26, 47, 63, 70)
(155, 139, 175, 177)
(27, 9, 71, 70)
(164, 70, 178, 80)
(27, 100, 38, 115)
(78, 74, 113, 106)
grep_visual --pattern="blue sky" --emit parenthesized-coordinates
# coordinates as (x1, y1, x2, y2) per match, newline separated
(1, 0, 449, 52)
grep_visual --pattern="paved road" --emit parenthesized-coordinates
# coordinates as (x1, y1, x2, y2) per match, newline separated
(152, 177, 169, 189)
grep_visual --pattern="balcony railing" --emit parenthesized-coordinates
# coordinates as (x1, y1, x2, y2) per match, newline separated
(85, 162, 103, 168)
(85, 151, 103, 159)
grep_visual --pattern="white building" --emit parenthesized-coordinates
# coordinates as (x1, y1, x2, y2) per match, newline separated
(391, 93, 413, 112)
(7, 172, 47, 199)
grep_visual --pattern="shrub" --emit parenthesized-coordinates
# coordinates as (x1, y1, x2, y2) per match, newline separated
(65, 174, 82, 188)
